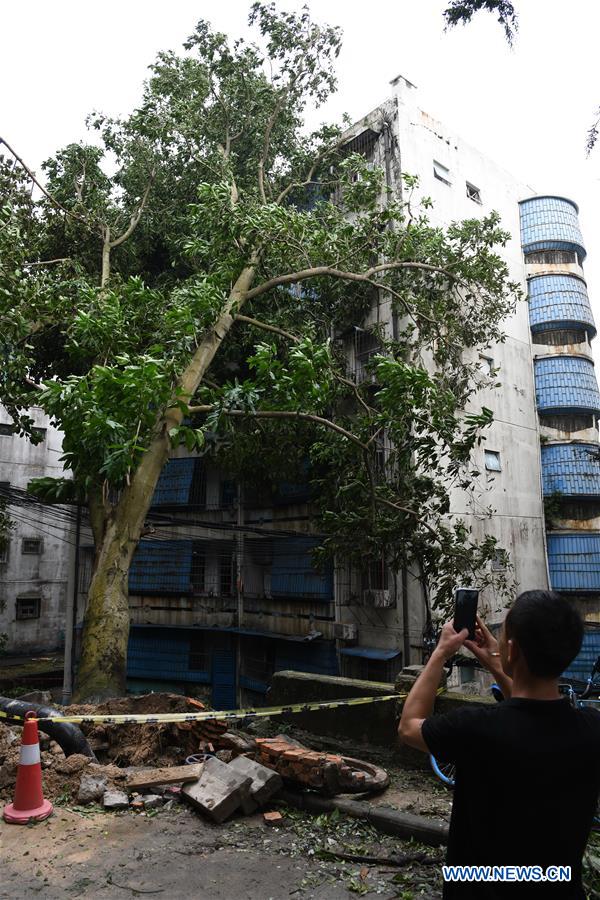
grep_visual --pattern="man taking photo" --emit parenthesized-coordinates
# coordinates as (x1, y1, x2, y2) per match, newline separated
(399, 590, 600, 897)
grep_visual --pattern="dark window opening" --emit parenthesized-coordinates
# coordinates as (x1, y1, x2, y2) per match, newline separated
(560, 500, 600, 522)
(22, 538, 43, 555)
(191, 544, 205, 593)
(220, 553, 233, 597)
(32, 427, 46, 442)
(0, 423, 14, 436)
(220, 480, 237, 509)
(525, 250, 579, 266)
(189, 634, 210, 672)
(189, 460, 207, 507)
(241, 638, 276, 685)
(533, 329, 588, 346)
(361, 558, 389, 592)
(342, 654, 402, 683)
(541, 413, 596, 432)
(16, 597, 41, 620)
(466, 182, 482, 204)
(354, 329, 381, 383)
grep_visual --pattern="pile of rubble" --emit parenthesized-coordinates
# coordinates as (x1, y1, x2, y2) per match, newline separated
(0, 693, 389, 825)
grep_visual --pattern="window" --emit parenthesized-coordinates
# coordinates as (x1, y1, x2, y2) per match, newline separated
(220, 553, 233, 596)
(0, 423, 14, 436)
(22, 538, 43, 555)
(342, 654, 402, 683)
(188, 634, 210, 672)
(0, 541, 8, 564)
(433, 160, 452, 186)
(361, 558, 389, 591)
(491, 551, 507, 572)
(525, 250, 578, 266)
(479, 355, 494, 375)
(16, 597, 41, 620)
(220, 480, 237, 509)
(31, 427, 46, 442)
(466, 182, 482, 204)
(485, 450, 502, 472)
(191, 544, 205, 593)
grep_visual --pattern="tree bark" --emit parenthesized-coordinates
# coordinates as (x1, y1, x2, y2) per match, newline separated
(73, 259, 258, 700)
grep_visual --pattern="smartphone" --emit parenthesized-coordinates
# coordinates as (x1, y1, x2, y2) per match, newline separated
(453, 587, 479, 640)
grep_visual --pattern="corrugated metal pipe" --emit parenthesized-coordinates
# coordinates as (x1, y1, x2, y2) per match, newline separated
(0, 697, 96, 759)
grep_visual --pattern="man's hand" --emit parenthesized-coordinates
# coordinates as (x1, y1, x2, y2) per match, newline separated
(434, 621, 469, 661)
(464, 615, 500, 672)
(464, 615, 512, 698)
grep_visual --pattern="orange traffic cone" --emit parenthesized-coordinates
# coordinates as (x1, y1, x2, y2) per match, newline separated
(3, 711, 53, 824)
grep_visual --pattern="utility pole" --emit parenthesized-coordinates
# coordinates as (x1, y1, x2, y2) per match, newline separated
(62, 503, 81, 704)
(235, 483, 244, 706)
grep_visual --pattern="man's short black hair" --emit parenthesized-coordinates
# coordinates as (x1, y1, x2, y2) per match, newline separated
(505, 590, 584, 678)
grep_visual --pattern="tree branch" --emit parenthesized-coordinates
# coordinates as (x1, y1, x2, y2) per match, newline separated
(25, 258, 72, 268)
(109, 170, 156, 249)
(235, 314, 300, 343)
(258, 90, 289, 204)
(0, 137, 93, 229)
(244, 261, 461, 303)
(187, 406, 369, 450)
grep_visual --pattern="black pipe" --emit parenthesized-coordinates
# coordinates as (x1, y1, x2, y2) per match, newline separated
(0, 697, 96, 759)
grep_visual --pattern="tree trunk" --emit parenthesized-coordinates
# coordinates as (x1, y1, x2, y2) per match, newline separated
(73, 259, 258, 700)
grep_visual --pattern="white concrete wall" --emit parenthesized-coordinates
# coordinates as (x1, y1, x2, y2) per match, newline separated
(0, 407, 73, 653)
(333, 79, 549, 662)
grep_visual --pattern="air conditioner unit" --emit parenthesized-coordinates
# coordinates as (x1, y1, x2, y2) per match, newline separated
(333, 622, 358, 642)
(363, 589, 393, 608)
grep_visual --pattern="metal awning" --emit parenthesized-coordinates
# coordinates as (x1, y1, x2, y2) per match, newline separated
(340, 646, 401, 660)
(130, 623, 316, 643)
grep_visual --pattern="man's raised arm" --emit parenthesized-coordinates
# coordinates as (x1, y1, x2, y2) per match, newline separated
(398, 623, 468, 753)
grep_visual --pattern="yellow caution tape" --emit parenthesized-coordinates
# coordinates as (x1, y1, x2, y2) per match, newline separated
(0, 693, 408, 726)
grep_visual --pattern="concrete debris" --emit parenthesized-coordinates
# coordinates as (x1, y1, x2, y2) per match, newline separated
(78, 773, 108, 803)
(182, 756, 253, 823)
(126, 763, 203, 792)
(227, 755, 283, 806)
(103, 790, 130, 811)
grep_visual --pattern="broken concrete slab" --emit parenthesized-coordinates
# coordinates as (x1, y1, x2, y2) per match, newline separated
(103, 790, 129, 811)
(78, 773, 108, 804)
(182, 756, 253, 824)
(126, 763, 203, 792)
(227, 755, 283, 806)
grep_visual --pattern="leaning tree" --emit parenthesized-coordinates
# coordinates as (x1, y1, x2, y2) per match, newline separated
(0, 3, 518, 700)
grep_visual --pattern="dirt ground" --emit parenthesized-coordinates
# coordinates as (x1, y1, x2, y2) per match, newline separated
(0, 800, 446, 900)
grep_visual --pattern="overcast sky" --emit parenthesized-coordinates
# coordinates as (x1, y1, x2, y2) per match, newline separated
(2, 0, 599, 312)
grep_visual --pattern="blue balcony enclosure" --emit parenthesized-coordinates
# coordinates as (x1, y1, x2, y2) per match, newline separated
(129, 539, 193, 595)
(534, 356, 600, 415)
(541, 443, 600, 497)
(528, 274, 596, 337)
(151, 458, 196, 506)
(562, 626, 600, 684)
(546, 533, 600, 592)
(127, 625, 339, 706)
(519, 196, 586, 261)
(270, 536, 334, 601)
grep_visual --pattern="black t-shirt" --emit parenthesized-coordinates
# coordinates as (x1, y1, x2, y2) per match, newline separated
(422, 697, 600, 898)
